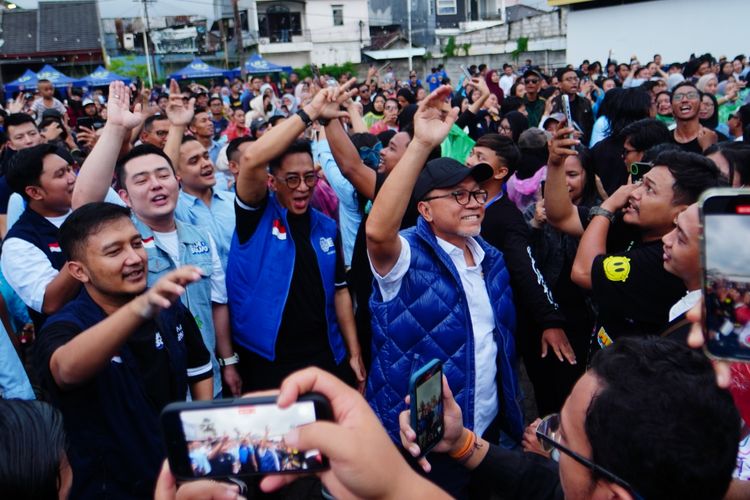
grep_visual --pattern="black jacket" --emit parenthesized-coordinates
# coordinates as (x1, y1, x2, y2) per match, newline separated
(552, 94, 595, 145)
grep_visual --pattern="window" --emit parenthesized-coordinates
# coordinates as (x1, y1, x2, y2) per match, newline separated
(332, 5, 344, 26)
(436, 0, 456, 15)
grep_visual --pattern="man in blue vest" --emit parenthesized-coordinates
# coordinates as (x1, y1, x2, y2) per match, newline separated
(228, 86, 366, 392)
(365, 86, 523, 496)
(1, 144, 81, 328)
(71, 81, 240, 397)
(36, 201, 213, 498)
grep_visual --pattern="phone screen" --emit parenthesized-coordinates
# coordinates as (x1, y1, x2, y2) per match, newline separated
(561, 94, 574, 137)
(164, 398, 328, 478)
(702, 190, 750, 361)
(412, 363, 444, 455)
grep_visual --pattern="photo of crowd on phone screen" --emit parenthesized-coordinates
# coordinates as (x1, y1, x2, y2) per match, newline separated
(705, 213, 750, 354)
(416, 372, 444, 452)
(179, 401, 324, 476)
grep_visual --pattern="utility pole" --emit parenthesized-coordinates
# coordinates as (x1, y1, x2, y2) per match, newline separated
(407, 0, 413, 71)
(232, 0, 245, 77)
(136, 0, 154, 87)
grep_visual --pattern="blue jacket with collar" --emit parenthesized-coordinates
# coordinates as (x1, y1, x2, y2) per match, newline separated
(366, 217, 524, 443)
(226, 193, 346, 363)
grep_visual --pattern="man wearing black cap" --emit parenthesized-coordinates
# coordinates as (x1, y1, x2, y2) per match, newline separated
(366, 86, 524, 496)
(522, 69, 546, 127)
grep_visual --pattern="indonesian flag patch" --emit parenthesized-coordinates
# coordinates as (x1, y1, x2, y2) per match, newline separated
(143, 236, 156, 249)
(48, 242, 62, 253)
(272, 219, 287, 240)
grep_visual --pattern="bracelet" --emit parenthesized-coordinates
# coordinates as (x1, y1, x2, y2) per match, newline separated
(218, 353, 240, 367)
(317, 117, 330, 126)
(449, 430, 476, 461)
(588, 206, 615, 224)
(296, 108, 313, 128)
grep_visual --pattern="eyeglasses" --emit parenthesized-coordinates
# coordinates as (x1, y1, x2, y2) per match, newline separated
(621, 147, 638, 158)
(422, 189, 488, 206)
(672, 91, 700, 101)
(536, 414, 644, 500)
(275, 173, 318, 189)
(562, 76, 580, 83)
(525, 78, 540, 84)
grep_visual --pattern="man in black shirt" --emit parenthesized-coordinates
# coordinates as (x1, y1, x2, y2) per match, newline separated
(36, 202, 212, 498)
(228, 86, 365, 392)
(551, 68, 594, 145)
(671, 81, 718, 153)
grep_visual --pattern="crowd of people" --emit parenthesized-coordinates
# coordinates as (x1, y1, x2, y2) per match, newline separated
(0, 48, 749, 499)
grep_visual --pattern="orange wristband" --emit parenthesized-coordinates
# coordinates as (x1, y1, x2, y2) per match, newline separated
(449, 430, 476, 461)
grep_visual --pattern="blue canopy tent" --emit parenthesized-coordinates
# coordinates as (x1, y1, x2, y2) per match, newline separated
(168, 58, 231, 81)
(4, 69, 39, 93)
(243, 54, 292, 75)
(35, 64, 78, 88)
(77, 66, 132, 87)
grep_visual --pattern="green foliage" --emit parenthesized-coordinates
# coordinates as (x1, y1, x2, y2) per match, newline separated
(292, 62, 357, 80)
(423, 50, 433, 61)
(108, 56, 150, 82)
(511, 37, 529, 63)
(461, 43, 472, 57)
(444, 36, 457, 58)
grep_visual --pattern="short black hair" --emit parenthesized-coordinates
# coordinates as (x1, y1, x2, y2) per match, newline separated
(6, 143, 73, 201)
(654, 150, 722, 205)
(226, 136, 255, 163)
(0, 400, 67, 500)
(115, 143, 175, 190)
(5, 112, 36, 131)
(143, 114, 168, 132)
(587, 337, 739, 499)
(268, 139, 312, 174)
(474, 134, 521, 180)
(619, 118, 671, 152)
(60, 202, 132, 261)
(704, 142, 750, 186)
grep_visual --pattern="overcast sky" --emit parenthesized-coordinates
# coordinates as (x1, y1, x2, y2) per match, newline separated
(705, 215, 750, 277)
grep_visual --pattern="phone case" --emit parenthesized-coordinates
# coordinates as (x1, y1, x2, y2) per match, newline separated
(409, 359, 443, 456)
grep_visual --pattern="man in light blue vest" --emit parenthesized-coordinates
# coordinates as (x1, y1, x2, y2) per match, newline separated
(227, 86, 366, 393)
(70, 81, 241, 397)
(366, 86, 523, 497)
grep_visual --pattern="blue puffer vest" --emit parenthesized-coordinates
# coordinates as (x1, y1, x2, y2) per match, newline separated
(367, 217, 524, 443)
(226, 193, 346, 363)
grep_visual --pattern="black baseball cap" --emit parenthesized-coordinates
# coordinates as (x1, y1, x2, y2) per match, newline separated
(523, 69, 543, 80)
(414, 158, 493, 201)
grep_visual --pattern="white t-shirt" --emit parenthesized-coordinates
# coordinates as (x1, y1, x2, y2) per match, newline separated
(499, 74, 517, 96)
(668, 289, 701, 321)
(370, 235, 498, 436)
(1, 211, 70, 313)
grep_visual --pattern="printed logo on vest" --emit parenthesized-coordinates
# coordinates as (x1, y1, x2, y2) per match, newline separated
(319, 236, 335, 254)
(272, 219, 287, 240)
(189, 241, 210, 255)
(155, 331, 164, 350)
(48, 242, 62, 253)
(176, 324, 184, 342)
(143, 236, 156, 249)
(596, 327, 614, 349)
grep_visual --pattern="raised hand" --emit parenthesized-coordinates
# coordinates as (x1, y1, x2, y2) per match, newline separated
(413, 85, 459, 149)
(165, 79, 195, 127)
(130, 266, 203, 320)
(7, 92, 25, 114)
(547, 117, 580, 168)
(106, 81, 144, 130)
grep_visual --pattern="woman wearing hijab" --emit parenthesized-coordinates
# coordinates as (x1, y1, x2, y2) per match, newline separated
(485, 70, 505, 104)
(280, 93, 298, 116)
(699, 92, 729, 141)
(499, 110, 529, 143)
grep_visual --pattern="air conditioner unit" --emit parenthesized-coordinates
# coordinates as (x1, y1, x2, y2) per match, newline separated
(123, 33, 134, 50)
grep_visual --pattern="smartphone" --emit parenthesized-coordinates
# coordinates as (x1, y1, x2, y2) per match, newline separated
(409, 360, 444, 456)
(700, 188, 750, 362)
(459, 65, 473, 80)
(77, 117, 94, 130)
(561, 94, 574, 136)
(161, 393, 333, 480)
(629, 161, 652, 183)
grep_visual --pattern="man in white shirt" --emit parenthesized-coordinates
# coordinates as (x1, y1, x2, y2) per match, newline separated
(498, 64, 517, 97)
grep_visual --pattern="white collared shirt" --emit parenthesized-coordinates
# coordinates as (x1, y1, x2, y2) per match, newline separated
(669, 289, 702, 322)
(370, 235, 498, 435)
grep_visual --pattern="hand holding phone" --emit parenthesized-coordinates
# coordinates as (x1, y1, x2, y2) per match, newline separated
(561, 94, 574, 138)
(629, 161, 652, 183)
(701, 188, 750, 362)
(409, 360, 444, 456)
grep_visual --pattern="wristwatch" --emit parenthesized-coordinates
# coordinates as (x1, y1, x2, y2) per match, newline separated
(296, 108, 313, 128)
(588, 206, 616, 223)
(218, 353, 240, 367)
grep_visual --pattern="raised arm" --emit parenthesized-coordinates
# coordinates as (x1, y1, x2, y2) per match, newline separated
(236, 87, 348, 205)
(72, 81, 143, 209)
(544, 121, 586, 237)
(366, 86, 458, 276)
(163, 79, 194, 169)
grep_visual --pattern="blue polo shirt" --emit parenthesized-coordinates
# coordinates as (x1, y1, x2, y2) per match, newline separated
(176, 188, 236, 269)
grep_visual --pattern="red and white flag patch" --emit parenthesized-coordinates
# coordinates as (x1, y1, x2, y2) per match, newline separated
(272, 219, 287, 240)
(143, 236, 156, 249)
(48, 242, 62, 253)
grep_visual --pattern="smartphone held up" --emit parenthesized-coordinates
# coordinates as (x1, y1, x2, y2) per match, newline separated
(161, 393, 332, 480)
(409, 360, 444, 456)
(701, 188, 750, 362)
